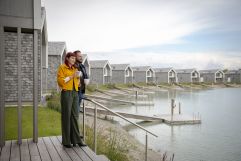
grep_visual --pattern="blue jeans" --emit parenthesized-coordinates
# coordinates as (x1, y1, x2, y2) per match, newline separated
(78, 90, 85, 112)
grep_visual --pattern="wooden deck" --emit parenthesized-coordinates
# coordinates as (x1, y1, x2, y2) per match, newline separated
(0, 136, 109, 161)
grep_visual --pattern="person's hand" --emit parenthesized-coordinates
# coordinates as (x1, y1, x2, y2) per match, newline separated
(70, 72, 77, 79)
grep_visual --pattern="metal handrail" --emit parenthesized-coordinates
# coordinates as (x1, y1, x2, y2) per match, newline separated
(84, 97, 158, 137)
(82, 97, 158, 161)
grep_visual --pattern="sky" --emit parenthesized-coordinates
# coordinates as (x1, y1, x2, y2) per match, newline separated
(43, 0, 241, 69)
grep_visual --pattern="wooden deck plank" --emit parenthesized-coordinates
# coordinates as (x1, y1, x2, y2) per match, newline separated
(0, 140, 12, 161)
(10, 140, 20, 161)
(56, 136, 92, 161)
(20, 139, 30, 161)
(72, 146, 92, 161)
(27, 139, 41, 161)
(53, 136, 91, 161)
(56, 136, 83, 161)
(37, 138, 51, 161)
(81, 146, 98, 161)
(49, 136, 72, 161)
(42, 137, 62, 161)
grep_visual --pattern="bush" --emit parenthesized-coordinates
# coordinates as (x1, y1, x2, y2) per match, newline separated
(83, 125, 129, 161)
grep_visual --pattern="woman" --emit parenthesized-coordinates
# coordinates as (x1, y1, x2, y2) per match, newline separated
(57, 52, 86, 148)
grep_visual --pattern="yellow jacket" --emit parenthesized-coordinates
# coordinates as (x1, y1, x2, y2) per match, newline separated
(57, 64, 80, 91)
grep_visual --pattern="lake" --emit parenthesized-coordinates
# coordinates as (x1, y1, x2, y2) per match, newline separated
(109, 88, 241, 161)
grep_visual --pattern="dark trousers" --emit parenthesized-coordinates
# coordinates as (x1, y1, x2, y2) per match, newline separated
(78, 90, 84, 112)
(61, 90, 82, 145)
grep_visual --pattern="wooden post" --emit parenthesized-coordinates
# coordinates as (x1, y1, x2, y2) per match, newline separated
(171, 99, 175, 121)
(135, 90, 138, 99)
(179, 102, 181, 115)
(33, 30, 38, 143)
(17, 27, 22, 144)
(0, 26, 5, 147)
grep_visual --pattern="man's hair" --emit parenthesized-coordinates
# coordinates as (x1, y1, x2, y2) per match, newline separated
(73, 50, 81, 55)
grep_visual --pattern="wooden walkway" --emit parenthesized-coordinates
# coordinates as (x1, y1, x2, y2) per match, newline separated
(0, 136, 109, 161)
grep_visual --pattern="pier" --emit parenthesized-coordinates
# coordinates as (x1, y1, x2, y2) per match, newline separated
(85, 107, 201, 125)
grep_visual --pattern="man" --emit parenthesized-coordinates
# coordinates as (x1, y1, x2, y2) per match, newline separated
(74, 50, 89, 112)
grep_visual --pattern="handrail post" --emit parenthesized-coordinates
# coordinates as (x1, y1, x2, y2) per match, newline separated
(17, 27, 22, 145)
(145, 132, 148, 161)
(94, 104, 97, 153)
(0, 26, 5, 147)
(83, 100, 86, 142)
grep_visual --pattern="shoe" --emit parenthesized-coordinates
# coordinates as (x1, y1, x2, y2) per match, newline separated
(78, 140, 87, 147)
(63, 144, 73, 148)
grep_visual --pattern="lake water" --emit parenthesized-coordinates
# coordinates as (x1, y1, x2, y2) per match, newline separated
(109, 88, 241, 161)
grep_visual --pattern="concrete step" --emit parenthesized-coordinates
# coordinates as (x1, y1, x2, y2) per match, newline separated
(97, 155, 110, 161)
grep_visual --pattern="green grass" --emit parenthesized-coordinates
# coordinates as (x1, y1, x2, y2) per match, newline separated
(5, 106, 61, 140)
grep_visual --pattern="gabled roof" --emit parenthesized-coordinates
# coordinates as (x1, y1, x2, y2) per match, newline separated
(199, 69, 223, 74)
(111, 64, 131, 71)
(153, 68, 175, 73)
(176, 68, 198, 74)
(48, 41, 66, 56)
(90, 60, 111, 69)
(132, 66, 153, 72)
(225, 70, 240, 74)
(82, 54, 89, 64)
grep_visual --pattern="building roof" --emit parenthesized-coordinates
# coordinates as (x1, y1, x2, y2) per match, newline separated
(89, 60, 110, 68)
(82, 54, 88, 63)
(48, 41, 66, 56)
(132, 66, 153, 72)
(111, 64, 131, 71)
(176, 69, 198, 74)
(199, 69, 223, 74)
(225, 70, 240, 74)
(153, 68, 174, 73)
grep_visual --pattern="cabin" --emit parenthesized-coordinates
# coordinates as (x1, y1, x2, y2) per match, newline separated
(82, 54, 91, 77)
(132, 66, 155, 83)
(199, 69, 225, 83)
(176, 69, 200, 83)
(111, 64, 133, 84)
(46, 41, 66, 92)
(90, 60, 112, 85)
(153, 68, 177, 84)
(0, 0, 48, 146)
(224, 70, 240, 83)
(0, 0, 48, 103)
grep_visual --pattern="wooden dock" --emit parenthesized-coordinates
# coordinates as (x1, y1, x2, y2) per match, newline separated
(85, 94, 154, 106)
(0, 136, 109, 161)
(155, 114, 201, 125)
(85, 108, 201, 125)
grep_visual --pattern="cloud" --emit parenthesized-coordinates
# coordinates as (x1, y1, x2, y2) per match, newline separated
(87, 51, 241, 70)
(45, 0, 233, 52)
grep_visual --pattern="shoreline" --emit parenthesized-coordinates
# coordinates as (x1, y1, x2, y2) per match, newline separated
(79, 113, 164, 161)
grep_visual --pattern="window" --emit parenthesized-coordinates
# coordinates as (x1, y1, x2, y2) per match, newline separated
(104, 68, 107, 76)
(169, 71, 174, 77)
(125, 69, 129, 76)
(147, 70, 152, 77)
(216, 72, 222, 78)
(192, 72, 197, 77)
